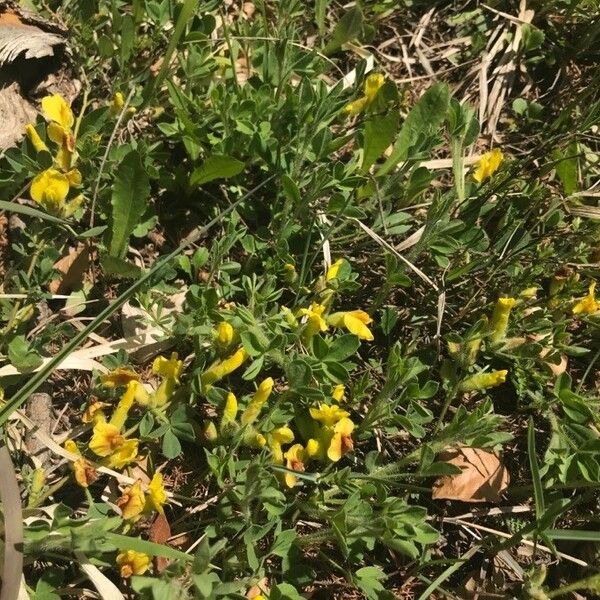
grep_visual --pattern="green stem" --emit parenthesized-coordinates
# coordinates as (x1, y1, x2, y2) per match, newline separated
(451, 138, 465, 203)
(434, 384, 459, 433)
(547, 573, 600, 598)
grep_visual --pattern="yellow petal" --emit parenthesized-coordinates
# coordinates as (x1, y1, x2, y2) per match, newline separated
(116, 480, 145, 520)
(152, 352, 183, 381)
(89, 422, 123, 457)
(573, 282, 599, 315)
(25, 124, 48, 153)
(146, 473, 168, 514)
(104, 438, 139, 469)
(101, 367, 139, 388)
(326, 259, 344, 281)
(47, 122, 67, 145)
(332, 384, 345, 402)
(271, 426, 294, 445)
(343, 312, 374, 341)
(364, 73, 385, 103)
(109, 381, 138, 430)
(116, 550, 150, 578)
(343, 95, 369, 116)
(30, 169, 69, 211)
(42, 94, 74, 130)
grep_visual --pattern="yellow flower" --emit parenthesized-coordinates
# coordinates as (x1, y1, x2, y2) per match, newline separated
(42, 94, 74, 130)
(153, 352, 183, 382)
(221, 392, 238, 431)
(82, 400, 109, 424)
(116, 480, 145, 520)
(305, 438, 321, 459)
(111, 91, 125, 117)
(201, 347, 249, 392)
(203, 420, 218, 442)
(116, 550, 151, 578)
(89, 422, 124, 457)
(65, 440, 98, 487)
(309, 404, 349, 427)
(25, 124, 48, 153)
(215, 322, 234, 346)
(327, 417, 355, 462)
(284, 444, 306, 488)
(109, 381, 138, 430)
(73, 457, 98, 488)
(326, 259, 344, 281)
(283, 263, 297, 283)
(270, 426, 294, 446)
(521, 287, 538, 299)
(364, 73, 385, 103)
(473, 148, 503, 183)
(30, 168, 69, 213)
(332, 384, 345, 402)
(489, 297, 516, 344)
(241, 377, 274, 426)
(101, 367, 139, 388)
(459, 369, 508, 392)
(43, 94, 76, 171)
(344, 73, 385, 115)
(327, 310, 374, 341)
(573, 282, 600, 315)
(145, 473, 168, 514)
(297, 302, 328, 339)
(104, 439, 139, 469)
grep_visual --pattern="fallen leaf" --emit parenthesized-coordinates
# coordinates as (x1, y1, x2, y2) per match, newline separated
(247, 578, 269, 598)
(149, 512, 171, 574)
(432, 447, 509, 503)
(48, 244, 89, 294)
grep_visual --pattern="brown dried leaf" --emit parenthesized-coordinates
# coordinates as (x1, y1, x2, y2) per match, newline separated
(48, 244, 89, 294)
(247, 578, 269, 599)
(149, 512, 171, 574)
(432, 447, 510, 503)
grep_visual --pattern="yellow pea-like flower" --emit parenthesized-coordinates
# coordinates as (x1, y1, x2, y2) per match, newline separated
(81, 400, 109, 424)
(327, 310, 374, 341)
(332, 384, 345, 402)
(109, 381, 138, 431)
(153, 352, 183, 382)
(327, 417, 355, 462)
(489, 297, 516, 344)
(326, 258, 344, 281)
(309, 404, 349, 427)
(111, 91, 125, 117)
(459, 369, 508, 392)
(473, 148, 503, 183)
(30, 168, 70, 214)
(42, 94, 74, 130)
(573, 282, 600, 315)
(116, 550, 151, 578)
(344, 73, 385, 115)
(145, 473, 168, 514)
(221, 392, 238, 431)
(89, 422, 124, 457)
(116, 480, 145, 520)
(201, 347, 249, 392)
(103, 438, 139, 469)
(297, 302, 328, 339)
(241, 377, 274, 426)
(284, 443, 306, 488)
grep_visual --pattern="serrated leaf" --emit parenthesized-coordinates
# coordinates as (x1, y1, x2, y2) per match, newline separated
(108, 150, 150, 257)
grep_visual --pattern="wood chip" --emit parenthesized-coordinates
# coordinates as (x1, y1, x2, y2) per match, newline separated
(432, 447, 510, 503)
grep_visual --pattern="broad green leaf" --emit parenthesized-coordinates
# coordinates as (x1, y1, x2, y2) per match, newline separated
(190, 155, 244, 186)
(361, 112, 399, 173)
(377, 83, 450, 177)
(8, 335, 43, 371)
(108, 150, 150, 258)
(106, 532, 193, 562)
(323, 6, 363, 55)
(100, 254, 143, 279)
(553, 142, 578, 195)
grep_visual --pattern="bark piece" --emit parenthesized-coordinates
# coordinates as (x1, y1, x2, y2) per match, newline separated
(432, 446, 510, 503)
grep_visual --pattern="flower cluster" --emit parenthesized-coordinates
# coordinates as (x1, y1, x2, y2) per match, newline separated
(25, 94, 84, 217)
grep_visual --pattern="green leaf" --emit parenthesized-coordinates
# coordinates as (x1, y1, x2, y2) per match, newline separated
(100, 254, 143, 279)
(377, 83, 450, 176)
(528, 418, 545, 520)
(328, 334, 360, 362)
(0, 199, 68, 226)
(269, 529, 297, 558)
(8, 335, 43, 371)
(162, 429, 182, 458)
(323, 6, 363, 55)
(361, 112, 399, 173)
(553, 142, 579, 195)
(108, 150, 150, 258)
(107, 532, 194, 562)
(190, 155, 244, 186)
(77, 225, 108, 239)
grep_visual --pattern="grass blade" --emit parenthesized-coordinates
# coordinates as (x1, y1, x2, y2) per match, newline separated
(528, 417, 545, 519)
